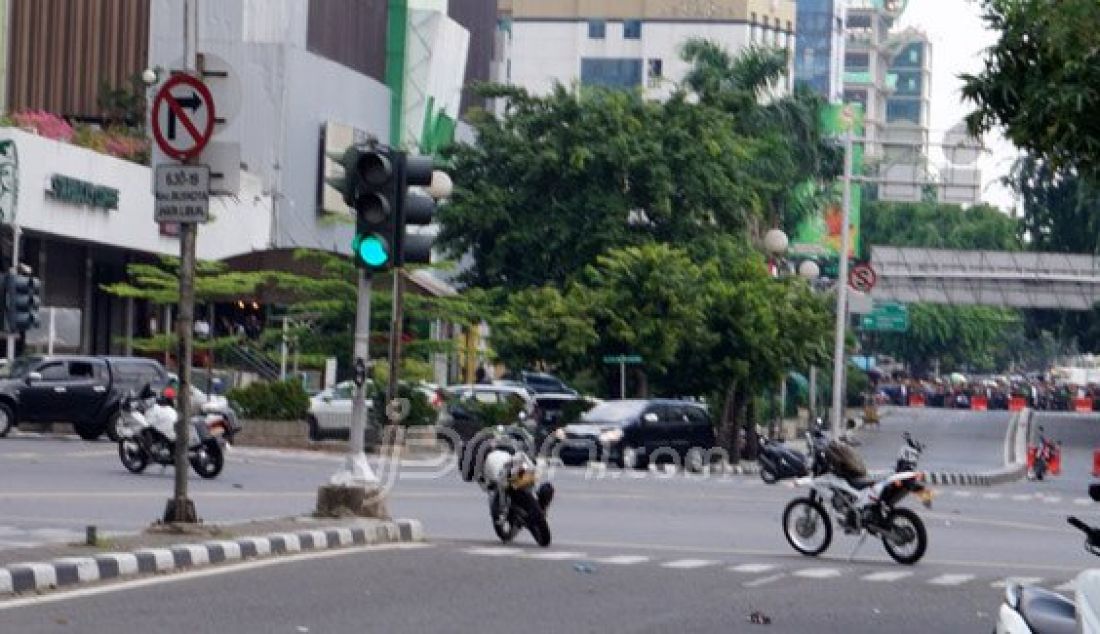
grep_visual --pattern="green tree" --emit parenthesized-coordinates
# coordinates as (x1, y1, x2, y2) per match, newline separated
(485, 285, 597, 376)
(962, 0, 1100, 175)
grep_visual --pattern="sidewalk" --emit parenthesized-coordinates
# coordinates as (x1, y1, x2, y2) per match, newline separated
(0, 515, 423, 598)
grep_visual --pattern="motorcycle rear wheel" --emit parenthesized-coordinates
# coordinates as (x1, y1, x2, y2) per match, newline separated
(489, 494, 520, 543)
(760, 464, 779, 484)
(118, 439, 148, 474)
(782, 497, 832, 556)
(513, 490, 551, 547)
(190, 442, 224, 479)
(881, 507, 927, 565)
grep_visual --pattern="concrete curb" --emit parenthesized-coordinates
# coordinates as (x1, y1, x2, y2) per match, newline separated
(918, 407, 1031, 487)
(0, 519, 424, 598)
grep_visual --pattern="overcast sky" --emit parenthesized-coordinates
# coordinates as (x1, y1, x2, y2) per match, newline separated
(895, 0, 1019, 210)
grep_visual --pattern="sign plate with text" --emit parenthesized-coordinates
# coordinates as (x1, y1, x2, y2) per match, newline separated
(154, 164, 210, 223)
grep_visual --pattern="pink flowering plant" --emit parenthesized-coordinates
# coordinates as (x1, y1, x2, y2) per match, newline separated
(11, 110, 74, 142)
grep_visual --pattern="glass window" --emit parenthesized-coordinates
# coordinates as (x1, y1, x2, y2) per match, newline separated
(333, 383, 354, 400)
(580, 58, 643, 88)
(647, 58, 663, 87)
(588, 19, 606, 39)
(886, 99, 921, 124)
(623, 19, 641, 39)
(68, 360, 105, 380)
(37, 362, 68, 381)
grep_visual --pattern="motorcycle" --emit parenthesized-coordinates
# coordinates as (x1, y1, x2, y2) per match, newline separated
(782, 438, 929, 565)
(1033, 437, 1060, 481)
(117, 385, 229, 479)
(471, 415, 555, 547)
(896, 432, 936, 508)
(757, 424, 830, 484)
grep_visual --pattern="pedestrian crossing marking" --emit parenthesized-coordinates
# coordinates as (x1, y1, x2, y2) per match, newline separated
(525, 551, 587, 560)
(597, 555, 650, 565)
(794, 568, 842, 579)
(861, 571, 913, 582)
(730, 563, 777, 574)
(743, 573, 787, 588)
(991, 577, 1043, 588)
(661, 559, 719, 569)
(1042, 496, 1062, 504)
(985, 493, 1005, 500)
(928, 574, 975, 586)
(1074, 498, 1092, 505)
(952, 491, 973, 498)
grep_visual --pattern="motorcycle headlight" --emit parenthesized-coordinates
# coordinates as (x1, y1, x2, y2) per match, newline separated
(599, 428, 624, 444)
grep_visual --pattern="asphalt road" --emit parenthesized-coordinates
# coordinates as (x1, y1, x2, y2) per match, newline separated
(2, 407, 1100, 632)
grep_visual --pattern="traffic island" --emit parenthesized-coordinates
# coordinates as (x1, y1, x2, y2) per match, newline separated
(315, 484, 390, 519)
(0, 516, 424, 598)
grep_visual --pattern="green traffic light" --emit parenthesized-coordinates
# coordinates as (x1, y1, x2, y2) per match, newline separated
(353, 234, 390, 268)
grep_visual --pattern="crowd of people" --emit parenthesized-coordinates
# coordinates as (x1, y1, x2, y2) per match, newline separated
(872, 375, 1100, 412)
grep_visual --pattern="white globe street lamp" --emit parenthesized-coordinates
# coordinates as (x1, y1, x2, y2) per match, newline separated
(798, 259, 820, 280)
(427, 170, 453, 201)
(764, 228, 789, 256)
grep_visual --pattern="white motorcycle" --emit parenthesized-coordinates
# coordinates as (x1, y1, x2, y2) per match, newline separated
(470, 418, 554, 547)
(782, 438, 930, 565)
(996, 484, 1100, 634)
(117, 385, 228, 479)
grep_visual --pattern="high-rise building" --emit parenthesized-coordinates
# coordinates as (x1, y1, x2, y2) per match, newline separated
(496, 0, 797, 101)
(794, 0, 846, 102)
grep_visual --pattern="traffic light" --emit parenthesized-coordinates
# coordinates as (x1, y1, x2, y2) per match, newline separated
(5, 273, 41, 332)
(397, 154, 437, 266)
(327, 144, 399, 270)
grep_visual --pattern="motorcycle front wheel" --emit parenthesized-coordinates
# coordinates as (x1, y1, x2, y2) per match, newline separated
(782, 497, 832, 556)
(759, 464, 779, 484)
(513, 490, 551, 547)
(118, 439, 148, 474)
(190, 442, 224, 479)
(881, 507, 927, 565)
(489, 494, 520, 543)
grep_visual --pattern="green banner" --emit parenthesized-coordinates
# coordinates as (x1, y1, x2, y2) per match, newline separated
(792, 103, 864, 260)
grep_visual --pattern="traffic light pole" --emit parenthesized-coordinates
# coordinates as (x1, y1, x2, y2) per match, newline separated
(5, 222, 19, 364)
(330, 267, 380, 485)
(386, 266, 404, 425)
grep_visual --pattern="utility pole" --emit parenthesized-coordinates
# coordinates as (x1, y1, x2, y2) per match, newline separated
(164, 0, 200, 524)
(6, 222, 20, 363)
(829, 127, 855, 441)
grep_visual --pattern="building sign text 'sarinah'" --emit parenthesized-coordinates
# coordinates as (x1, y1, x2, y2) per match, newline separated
(46, 174, 119, 210)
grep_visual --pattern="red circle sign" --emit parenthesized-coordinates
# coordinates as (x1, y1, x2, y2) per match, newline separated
(849, 263, 877, 292)
(151, 74, 216, 161)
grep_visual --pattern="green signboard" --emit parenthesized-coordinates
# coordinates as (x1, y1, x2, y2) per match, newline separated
(46, 174, 118, 210)
(603, 355, 642, 365)
(860, 301, 909, 332)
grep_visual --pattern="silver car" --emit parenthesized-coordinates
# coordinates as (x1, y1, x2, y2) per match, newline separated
(306, 380, 375, 441)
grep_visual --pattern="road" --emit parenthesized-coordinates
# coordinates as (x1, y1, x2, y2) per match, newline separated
(1, 407, 1098, 632)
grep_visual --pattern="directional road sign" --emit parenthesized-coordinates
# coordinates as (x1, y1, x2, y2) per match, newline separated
(152, 74, 216, 161)
(603, 355, 643, 364)
(860, 301, 909, 332)
(154, 164, 210, 223)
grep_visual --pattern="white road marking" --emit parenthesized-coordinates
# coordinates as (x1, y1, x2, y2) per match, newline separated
(524, 551, 586, 560)
(952, 491, 973, 498)
(793, 568, 842, 579)
(661, 559, 719, 570)
(928, 574, 975, 586)
(991, 577, 1043, 588)
(729, 563, 777, 574)
(1042, 496, 1062, 504)
(1074, 498, 1092, 506)
(743, 573, 787, 588)
(861, 571, 913, 582)
(465, 547, 524, 557)
(1011, 494, 1031, 501)
(985, 493, 1005, 500)
(596, 555, 650, 565)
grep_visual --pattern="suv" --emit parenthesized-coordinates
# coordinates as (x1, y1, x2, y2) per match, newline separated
(0, 355, 169, 441)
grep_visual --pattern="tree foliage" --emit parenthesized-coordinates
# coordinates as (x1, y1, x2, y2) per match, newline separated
(962, 0, 1100, 175)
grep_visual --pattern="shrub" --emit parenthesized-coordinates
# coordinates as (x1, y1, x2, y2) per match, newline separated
(12, 110, 74, 142)
(227, 379, 310, 421)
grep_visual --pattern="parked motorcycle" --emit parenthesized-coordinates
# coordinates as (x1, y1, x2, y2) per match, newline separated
(995, 485, 1100, 634)
(782, 438, 929, 565)
(117, 385, 228, 479)
(471, 416, 554, 547)
(758, 424, 830, 484)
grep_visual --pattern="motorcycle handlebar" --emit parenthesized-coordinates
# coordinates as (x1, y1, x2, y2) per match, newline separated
(1068, 516, 1092, 534)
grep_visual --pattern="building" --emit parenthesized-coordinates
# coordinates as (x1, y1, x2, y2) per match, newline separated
(0, 0, 491, 367)
(794, 0, 846, 102)
(497, 0, 797, 101)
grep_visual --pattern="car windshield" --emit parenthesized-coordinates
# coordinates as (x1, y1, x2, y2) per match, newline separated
(581, 401, 646, 423)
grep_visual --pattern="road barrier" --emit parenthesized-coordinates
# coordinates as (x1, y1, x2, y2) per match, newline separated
(971, 395, 988, 411)
(1093, 450, 1100, 478)
(908, 393, 925, 407)
(1075, 398, 1094, 413)
(1009, 397, 1027, 411)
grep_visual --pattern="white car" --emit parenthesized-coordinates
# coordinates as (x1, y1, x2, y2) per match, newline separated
(307, 380, 376, 441)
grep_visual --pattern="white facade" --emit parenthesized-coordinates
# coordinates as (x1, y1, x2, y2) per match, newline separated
(1, 129, 271, 261)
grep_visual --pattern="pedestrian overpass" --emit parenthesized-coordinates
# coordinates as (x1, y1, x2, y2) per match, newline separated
(870, 247, 1100, 310)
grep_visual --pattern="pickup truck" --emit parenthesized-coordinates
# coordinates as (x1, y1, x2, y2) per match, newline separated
(0, 355, 169, 441)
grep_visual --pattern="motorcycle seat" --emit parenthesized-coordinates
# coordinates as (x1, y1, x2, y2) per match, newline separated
(1020, 585, 1077, 634)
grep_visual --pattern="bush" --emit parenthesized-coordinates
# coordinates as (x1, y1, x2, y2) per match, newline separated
(371, 383, 437, 426)
(227, 380, 310, 421)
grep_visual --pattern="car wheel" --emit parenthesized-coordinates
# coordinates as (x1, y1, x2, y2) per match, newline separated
(75, 422, 102, 441)
(0, 402, 13, 438)
(307, 416, 322, 441)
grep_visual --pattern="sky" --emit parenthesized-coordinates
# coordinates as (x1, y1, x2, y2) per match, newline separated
(894, 0, 1019, 211)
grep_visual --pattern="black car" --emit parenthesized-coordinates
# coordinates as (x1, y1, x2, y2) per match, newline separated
(553, 399, 714, 471)
(502, 371, 578, 396)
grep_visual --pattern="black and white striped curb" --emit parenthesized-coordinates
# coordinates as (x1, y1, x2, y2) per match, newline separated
(0, 519, 423, 597)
